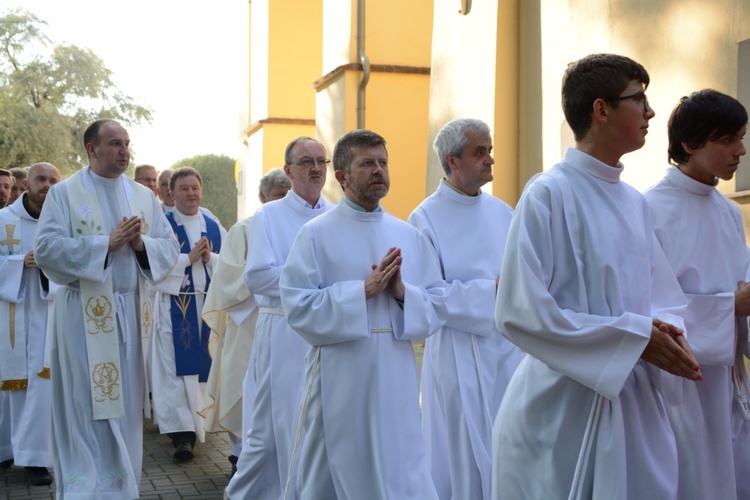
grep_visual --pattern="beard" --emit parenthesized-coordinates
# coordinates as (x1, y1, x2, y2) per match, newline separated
(26, 190, 46, 208)
(349, 178, 388, 206)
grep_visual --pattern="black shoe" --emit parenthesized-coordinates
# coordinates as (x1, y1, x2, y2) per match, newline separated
(173, 442, 194, 461)
(228, 455, 238, 477)
(0, 458, 13, 469)
(26, 466, 53, 486)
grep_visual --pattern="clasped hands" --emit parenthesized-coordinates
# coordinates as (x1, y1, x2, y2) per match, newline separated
(108, 216, 144, 253)
(188, 236, 211, 264)
(365, 247, 405, 301)
(641, 318, 702, 381)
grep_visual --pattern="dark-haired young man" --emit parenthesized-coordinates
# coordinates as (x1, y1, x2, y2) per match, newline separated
(0, 169, 12, 209)
(492, 54, 701, 499)
(644, 89, 750, 500)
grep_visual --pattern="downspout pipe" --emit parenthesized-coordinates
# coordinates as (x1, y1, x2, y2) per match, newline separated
(357, 0, 370, 129)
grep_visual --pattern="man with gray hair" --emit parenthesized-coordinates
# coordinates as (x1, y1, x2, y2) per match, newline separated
(409, 118, 523, 500)
(200, 168, 290, 477)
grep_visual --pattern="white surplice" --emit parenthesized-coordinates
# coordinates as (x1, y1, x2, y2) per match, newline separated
(408, 180, 523, 500)
(35, 168, 179, 499)
(226, 191, 331, 500)
(199, 216, 259, 449)
(645, 166, 750, 500)
(0, 194, 56, 467)
(279, 199, 447, 500)
(150, 209, 225, 442)
(492, 148, 687, 500)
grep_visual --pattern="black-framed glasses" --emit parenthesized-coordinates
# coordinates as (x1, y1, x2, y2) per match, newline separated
(290, 158, 330, 168)
(605, 91, 650, 113)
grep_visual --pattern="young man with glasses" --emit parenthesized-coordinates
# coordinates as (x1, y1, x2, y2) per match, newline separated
(492, 53, 701, 499)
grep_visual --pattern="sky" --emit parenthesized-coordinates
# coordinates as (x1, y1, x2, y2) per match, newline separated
(9, 0, 246, 169)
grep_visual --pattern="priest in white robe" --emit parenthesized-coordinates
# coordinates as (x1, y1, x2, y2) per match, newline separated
(280, 129, 447, 500)
(0, 163, 60, 486)
(35, 120, 179, 499)
(225, 138, 332, 500)
(409, 119, 523, 500)
(199, 168, 290, 475)
(644, 89, 750, 500)
(151, 167, 226, 460)
(492, 54, 702, 500)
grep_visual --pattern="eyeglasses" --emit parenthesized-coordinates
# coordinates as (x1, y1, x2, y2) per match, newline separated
(604, 91, 651, 113)
(290, 158, 330, 168)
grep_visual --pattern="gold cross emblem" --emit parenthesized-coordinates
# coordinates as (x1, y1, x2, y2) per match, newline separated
(0, 225, 20, 255)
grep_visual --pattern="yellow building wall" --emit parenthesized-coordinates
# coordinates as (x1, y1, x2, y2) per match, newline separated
(366, 72, 432, 218)
(426, 0, 524, 206)
(534, 0, 750, 194)
(366, 1, 433, 67)
(267, 0, 322, 118)
(239, 0, 324, 218)
(315, 0, 434, 220)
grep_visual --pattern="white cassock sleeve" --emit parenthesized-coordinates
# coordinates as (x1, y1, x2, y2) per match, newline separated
(280, 223, 446, 346)
(34, 185, 110, 286)
(652, 220, 739, 366)
(244, 209, 282, 298)
(279, 223, 371, 346)
(138, 204, 181, 285)
(495, 189, 656, 401)
(408, 208, 497, 336)
(35, 184, 178, 287)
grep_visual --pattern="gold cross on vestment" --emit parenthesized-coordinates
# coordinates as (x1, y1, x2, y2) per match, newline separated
(1, 225, 20, 255)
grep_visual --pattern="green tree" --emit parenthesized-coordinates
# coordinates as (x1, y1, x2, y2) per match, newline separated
(0, 9, 151, 176)
(172, 154, 237, 228)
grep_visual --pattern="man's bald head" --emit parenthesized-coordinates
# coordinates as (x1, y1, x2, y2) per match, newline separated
(26, 162, 60, 212)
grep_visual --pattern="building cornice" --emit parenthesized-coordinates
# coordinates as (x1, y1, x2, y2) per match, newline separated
(243, 117, 316, 138)
(311, 63, 430, 91)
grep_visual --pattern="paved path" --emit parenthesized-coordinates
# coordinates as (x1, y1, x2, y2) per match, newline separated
(0, 342, 425, 499)
(0, 418, 233, 499)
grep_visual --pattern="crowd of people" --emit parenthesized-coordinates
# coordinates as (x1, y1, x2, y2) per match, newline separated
(0, 51, 749, 499)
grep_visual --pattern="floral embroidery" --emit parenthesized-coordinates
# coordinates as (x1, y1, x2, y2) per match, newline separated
(65, 256, 86, 276)
(63, 473, 84, 491)
(103, 468, 129, 491)
(76, 205, 102, 236)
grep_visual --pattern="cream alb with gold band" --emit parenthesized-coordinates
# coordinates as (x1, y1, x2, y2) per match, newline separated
(66, 169, 154, 420)
(0, 215, 27, 389)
